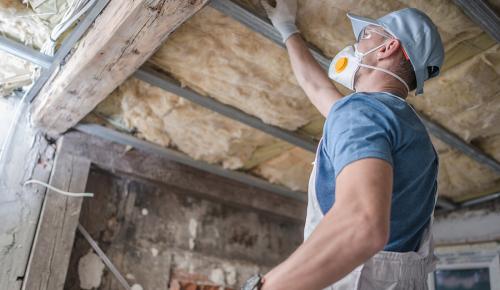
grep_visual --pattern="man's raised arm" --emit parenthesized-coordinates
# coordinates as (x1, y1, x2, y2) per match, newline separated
(262, 0, 343, 117)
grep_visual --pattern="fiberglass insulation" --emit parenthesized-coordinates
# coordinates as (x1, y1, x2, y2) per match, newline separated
(0, 0, 71, 96)
(91, 1, 499, 198)
(408, 45, 500, 200)
(150, 7, 319, 131)
(236, 0, 483, 57)
(94, 78, 276, 170)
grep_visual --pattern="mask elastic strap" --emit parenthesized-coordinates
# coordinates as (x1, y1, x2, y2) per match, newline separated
(359, 63, 410, 93)
(355, 42, 386, 57)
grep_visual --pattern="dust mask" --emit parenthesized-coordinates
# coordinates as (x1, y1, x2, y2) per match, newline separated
(328, 42, 410, 93)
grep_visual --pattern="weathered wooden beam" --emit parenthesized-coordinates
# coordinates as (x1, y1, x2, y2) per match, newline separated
(22, 137, 91, 290)
(30, 0, 209, 136)
(63, 129, 306, 221)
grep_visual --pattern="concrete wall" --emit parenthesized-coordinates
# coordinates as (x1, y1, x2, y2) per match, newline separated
(64, 167, 304, 290)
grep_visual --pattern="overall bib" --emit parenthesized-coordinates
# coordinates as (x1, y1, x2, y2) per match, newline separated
(304, 141, 438, 290)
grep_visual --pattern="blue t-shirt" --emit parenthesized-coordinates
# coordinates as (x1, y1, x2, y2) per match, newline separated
(315, 92, 438, 252)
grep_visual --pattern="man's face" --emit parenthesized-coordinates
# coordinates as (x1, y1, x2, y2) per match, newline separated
(354, 25, 392, 89)
(357, 25, 391, 51)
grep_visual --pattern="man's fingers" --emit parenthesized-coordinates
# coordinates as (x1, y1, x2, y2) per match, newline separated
(261, 0, 275, 16)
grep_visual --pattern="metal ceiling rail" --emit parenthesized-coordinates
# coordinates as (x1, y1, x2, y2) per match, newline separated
(134, 67, 318, 152)
(210, 0, 330, 70)
(454, 0, 500, 43)
(26, 0, 110, 103)
(435, 197, 457, 211)
(74, 123, 307, 202)
(0, 36, 52, 69)
(211, 0, 500, 175)
(460, 191, 500, 207)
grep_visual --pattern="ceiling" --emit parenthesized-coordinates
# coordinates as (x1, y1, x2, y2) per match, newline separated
(1, 0, 499, 202)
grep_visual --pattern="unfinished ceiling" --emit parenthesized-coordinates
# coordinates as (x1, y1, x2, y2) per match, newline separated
(0, 0, 73, 95)
(1, 0, 499, 202)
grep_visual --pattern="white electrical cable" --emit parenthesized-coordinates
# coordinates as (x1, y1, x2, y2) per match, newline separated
(24, 179, 94, 197)
(41, 0, 98, 56)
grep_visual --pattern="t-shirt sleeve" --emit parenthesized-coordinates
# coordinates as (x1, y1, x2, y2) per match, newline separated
(326, 98, 394, 178)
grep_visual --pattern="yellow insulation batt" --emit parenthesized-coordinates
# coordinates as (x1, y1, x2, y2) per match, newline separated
(91, 78, 313, 191)
(0, 51, 35, 96)
(0, 1, 46, 96)
(252, 147, 314, 192)
(408, 45, 500, 142)
(0, 0, 71, 97)
(431, 137, 500, 201)
(150, 7, 319, 131)
(236, 0, 482, 57)
(89, 1, 498, 199)
(93, 78, 275, 170)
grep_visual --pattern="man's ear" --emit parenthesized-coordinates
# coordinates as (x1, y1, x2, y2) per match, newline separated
(377, 39, 401, 60)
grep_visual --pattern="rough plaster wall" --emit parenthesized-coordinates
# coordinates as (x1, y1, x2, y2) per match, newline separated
(150, 7, 319, 131)
(92, 78, 275, 170)
(0, 101, 54, 289)
(434, 198, 500, 245)
(65, 169, 302, 290)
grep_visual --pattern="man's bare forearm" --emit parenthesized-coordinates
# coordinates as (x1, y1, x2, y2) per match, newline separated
(285, 34, 343, 117)
(261, 204, 386, 290)
(261, 158, 392, 290)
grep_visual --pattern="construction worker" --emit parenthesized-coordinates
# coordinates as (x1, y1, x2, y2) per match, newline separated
(241, 1, 444, 289)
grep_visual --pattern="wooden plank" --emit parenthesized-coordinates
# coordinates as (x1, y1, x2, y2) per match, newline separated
(22, 137, 91, 290)
(30, 0, 209, 136)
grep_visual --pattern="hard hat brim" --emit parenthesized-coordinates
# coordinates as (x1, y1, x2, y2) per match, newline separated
(346, 13, 381, 41)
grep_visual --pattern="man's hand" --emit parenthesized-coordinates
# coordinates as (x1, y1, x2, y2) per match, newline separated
(261, 0, 299, 43)
(262, 0, 342, 117)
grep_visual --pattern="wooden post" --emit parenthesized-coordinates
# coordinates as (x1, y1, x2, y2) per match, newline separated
(22, 137, 91, 290)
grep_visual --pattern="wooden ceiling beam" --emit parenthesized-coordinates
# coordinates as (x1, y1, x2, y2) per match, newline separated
(30, 0, 209, 136)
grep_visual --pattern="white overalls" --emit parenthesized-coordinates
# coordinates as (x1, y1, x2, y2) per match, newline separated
(304, 140, 438, 290)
